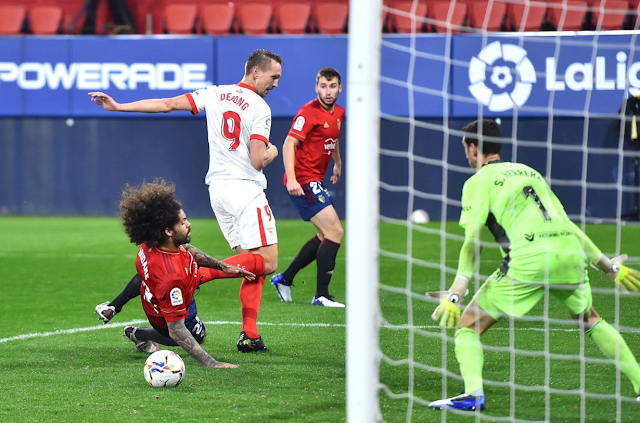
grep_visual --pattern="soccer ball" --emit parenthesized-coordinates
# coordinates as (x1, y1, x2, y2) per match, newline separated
(143, 350, 185, 387)
(411, 209, 430, 223)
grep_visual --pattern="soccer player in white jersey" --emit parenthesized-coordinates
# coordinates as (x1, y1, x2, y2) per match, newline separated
(89, 49, 282, 352)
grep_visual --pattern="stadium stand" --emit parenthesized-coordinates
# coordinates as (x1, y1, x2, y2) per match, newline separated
(275, 2, 312, 34)
(548, 0, 589, 30)
(387, 0, 428, 33)
(28, 5, 64, 34)
(312, 1, 349, 33)
(470, 0, 508, 30)
(431, 0, 468, 33)
(591, 0, 628, 29)
(0, 0, 636, 35)
(237, 2, 273, 34)
(163, 2, 198, 34)
(0, 5, 26, 35)
(507, 0, 549, 31)
(201, 2, 235, 35)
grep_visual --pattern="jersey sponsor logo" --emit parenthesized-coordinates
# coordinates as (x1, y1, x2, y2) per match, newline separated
(293, 116, 305, 131)
(462, 205, 472, 212)
(534, 230, 573, 239)
(220, 92, 250, 111)
(323, 122, 329, 128)
(170, 288, 183, 306)
(0, 62, 208, 90)
(337, 119, 341, 130)
(323, 138, 337, 155)
(138, 249, 150, 280)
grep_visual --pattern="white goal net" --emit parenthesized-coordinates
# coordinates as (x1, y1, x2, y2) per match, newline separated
(347, 0, 640, 422)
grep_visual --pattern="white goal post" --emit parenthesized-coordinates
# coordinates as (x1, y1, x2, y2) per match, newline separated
(346, 0, 383, 421)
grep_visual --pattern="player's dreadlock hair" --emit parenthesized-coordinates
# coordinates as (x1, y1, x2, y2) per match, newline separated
(119, 178, 182, 246)
(244, 49, 283, 76)
(462, 119, 503, 155)
(316, 67, 341, 85)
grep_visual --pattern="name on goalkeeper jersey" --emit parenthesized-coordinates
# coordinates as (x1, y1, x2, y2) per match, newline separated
(499, 169, 543, 181)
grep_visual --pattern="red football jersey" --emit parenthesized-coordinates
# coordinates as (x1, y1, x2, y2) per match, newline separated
(284, 98, 345, 185)
(136, 244, 203, 330)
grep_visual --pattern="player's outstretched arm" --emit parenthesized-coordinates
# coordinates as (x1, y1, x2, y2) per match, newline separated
(88, 92, 192, 113)
(167, 320, 238, 368)
(428, 236, 477, 328)
(567, 222, 640, 292)
(184, 244, 256, 280)
(603, 254, 640, 292)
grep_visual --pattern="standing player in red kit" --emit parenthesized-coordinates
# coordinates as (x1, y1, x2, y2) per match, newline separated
(90, 49, 282, 351)
(118, 179, 260, 367)
(271, 68, 346, 307)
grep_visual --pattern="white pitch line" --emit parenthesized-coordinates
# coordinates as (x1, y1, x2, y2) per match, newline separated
(0, 320, 347, 344)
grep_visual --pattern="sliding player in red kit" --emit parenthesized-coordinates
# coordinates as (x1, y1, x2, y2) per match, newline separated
(112, 179, 267, 366)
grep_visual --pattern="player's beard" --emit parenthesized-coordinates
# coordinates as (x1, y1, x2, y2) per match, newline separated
(174, 230, 191, 246)
(319, 96, 335, 108)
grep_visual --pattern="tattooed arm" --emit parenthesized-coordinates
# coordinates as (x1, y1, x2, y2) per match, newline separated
(184, 244, 226, 270)
(167, 320, 238, 368)
(184, 244, 256, 280)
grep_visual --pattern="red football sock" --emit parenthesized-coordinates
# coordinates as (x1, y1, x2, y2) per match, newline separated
(229, 253, 266, 338)
(224, 253, 266, 276)
(240, 275, 264, 338)
(199, 253, 266, 282)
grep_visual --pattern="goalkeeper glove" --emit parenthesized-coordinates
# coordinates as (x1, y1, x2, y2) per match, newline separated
(606, 255, 640, 292)
(432, 296, 462, 329)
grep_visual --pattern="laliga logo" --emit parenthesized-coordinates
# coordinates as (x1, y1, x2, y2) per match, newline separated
(468, 41, 537, 112)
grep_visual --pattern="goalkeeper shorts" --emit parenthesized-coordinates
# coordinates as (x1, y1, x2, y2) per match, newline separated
(475, 269, 593, 321)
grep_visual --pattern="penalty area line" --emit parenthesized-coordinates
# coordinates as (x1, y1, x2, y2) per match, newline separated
(0, 320, 346, 344)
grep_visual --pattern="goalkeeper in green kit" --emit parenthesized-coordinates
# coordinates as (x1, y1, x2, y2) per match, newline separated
(428, 119, 640, 412)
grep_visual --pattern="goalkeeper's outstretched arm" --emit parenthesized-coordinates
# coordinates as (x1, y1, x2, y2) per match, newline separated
(430, 237, 477, 328)
(568, 221, 640, 292)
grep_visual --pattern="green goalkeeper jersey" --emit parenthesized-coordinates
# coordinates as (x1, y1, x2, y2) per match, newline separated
(459, 160, 586, 284)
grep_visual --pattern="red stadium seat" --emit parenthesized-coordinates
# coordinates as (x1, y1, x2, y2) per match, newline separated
(431, 1, 467, 33)
(591, 0, 628, 29)
(201, 2, 235, 35)
(275, 2, 311, 34)
(508, 1, 548, 31)
(389, 0, 428, 33)
(549, 0, 588, 30)
(164, 3, 198, 34)
(237, 2, 273, 35)
(313, 2, 349, 34)
(29, 5, 64, 34)
(0, 5, 26, 35)
(471, 0, 507, 31)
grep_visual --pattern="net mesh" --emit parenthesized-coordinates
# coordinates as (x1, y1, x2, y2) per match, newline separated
(377, 1, 640, 421)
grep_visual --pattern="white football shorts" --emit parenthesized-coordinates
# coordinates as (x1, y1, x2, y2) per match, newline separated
(208, 179, 278, 250)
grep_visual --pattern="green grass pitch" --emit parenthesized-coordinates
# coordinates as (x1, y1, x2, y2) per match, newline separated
(0, 217, 638, 422)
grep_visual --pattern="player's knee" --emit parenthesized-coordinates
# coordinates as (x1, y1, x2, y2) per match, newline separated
(264, 258, 278, 275)
(198, 328, 208, 344)
(333, 225, 344, 243)
(190, 316, 207, 344)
